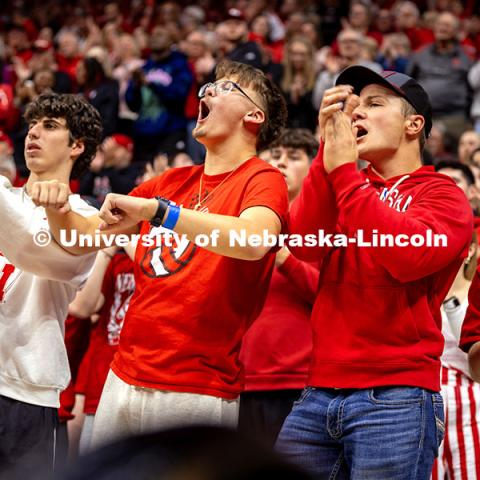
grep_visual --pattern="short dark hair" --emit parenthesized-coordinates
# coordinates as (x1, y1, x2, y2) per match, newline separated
(215, 60, 287, 152)
(24, 93, 103, 178)
(269, 128, 319, 160)
(436, 160, 475, 186)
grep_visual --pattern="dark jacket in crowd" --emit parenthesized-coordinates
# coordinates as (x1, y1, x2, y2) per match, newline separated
(407, 43, 473, 116)
(125, 51, 193, 138)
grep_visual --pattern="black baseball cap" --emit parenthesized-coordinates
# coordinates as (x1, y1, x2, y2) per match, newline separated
(336, 65, 432, 137)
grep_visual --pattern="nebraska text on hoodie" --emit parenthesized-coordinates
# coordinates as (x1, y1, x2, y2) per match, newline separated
(289, 143, 473, 392)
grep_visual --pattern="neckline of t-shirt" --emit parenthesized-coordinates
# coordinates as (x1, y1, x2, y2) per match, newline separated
(201, 157, 256, 184)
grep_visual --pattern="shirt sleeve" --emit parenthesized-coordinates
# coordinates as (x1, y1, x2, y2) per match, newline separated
(277, 254, 319, 304)
(240, 167, 289, 231)
(327, 163, 473, 282)
(0, 177, 96, 287)
(460, 265, 480, 352)
(288, 142, 339, 262)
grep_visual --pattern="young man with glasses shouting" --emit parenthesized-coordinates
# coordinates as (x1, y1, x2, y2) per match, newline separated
(31, 61, 289, 446)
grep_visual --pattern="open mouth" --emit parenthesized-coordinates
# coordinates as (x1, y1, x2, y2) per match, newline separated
(356, 127, 368, 140)
(198, 101, 211, 122)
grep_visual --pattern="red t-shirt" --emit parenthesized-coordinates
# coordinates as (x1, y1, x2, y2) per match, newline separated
(240, 255, 319, 391)
(111, 157, 289, 399)
(83, 252, 135, 414)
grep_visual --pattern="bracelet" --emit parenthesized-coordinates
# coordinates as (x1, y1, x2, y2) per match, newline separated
(162, 204, 181, 230)
(150, 196, 170, 227)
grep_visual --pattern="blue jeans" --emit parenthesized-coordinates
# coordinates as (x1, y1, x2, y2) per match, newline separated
(276, 387, 445, 479)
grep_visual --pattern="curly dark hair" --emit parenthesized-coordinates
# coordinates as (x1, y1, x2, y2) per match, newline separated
(215, 61, 287, 152)
(24, 93, 103, 178)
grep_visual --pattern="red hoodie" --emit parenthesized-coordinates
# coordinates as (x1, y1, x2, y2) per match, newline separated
(289, 143, 473, 391)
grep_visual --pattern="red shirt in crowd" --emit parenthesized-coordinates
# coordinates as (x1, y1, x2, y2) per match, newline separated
(240, 254, 318, 391)
(111, 158, 289, 399)
(83, 251, 135, 414)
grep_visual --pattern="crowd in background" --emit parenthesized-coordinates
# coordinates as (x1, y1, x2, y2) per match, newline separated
(3, 0, 480, 475)
(2, 0, 480, 202)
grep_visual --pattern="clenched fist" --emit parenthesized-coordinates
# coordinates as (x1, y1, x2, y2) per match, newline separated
(30, 180, 71, 213)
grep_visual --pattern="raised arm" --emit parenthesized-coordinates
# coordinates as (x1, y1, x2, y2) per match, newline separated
(30, 180, 140, 255)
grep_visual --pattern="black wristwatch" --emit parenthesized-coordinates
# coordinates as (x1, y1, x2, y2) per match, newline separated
(150, 196, 170, 227)
(443, 296, 461, 311)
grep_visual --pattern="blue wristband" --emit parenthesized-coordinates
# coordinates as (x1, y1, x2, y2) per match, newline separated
(162, 204, 181, 230)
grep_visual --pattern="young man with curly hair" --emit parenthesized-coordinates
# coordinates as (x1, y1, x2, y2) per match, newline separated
(32, 61, 289, 446)
(0, 93, 102, 476)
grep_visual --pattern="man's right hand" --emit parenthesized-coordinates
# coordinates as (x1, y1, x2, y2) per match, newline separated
(30, 180, 72, 214)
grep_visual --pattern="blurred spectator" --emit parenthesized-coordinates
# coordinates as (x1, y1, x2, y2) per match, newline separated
(111, 33, 144, 137)
(317, 0, 349, 46)
(377, 33, 411, 73)
(458, 130, 480, 165)
(125, 25, 192, 163)
(281, 36, 318, 132)
(76, 56, 119, 138)
(79, 134, 143, 206)
(0, 154, 16, 184)
(407, 12, 473, 143)
(141, 151, 169, 183)
(56, 31, 83, 87)
(249, 13, 284, 64)
(312, 29, 382, 110)
(425, 121, 456, 163)
(180, 6, 207, 38)
(0, 131, 13, 157)
(218, 8, 264, 70)
(284, 12, 307, 43)
(27, 40, 72, 93)
(171, 151, 194, 168)
(394, 1, 434, 51)
(436, 160, 479, 216)
(342, 1, 383, 46)
(54, 426, 312, 480)
(373, 9, 395, 37)
(467, 56, 480, 134)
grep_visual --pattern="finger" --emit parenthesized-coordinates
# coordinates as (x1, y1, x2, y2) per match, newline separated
(30, 182, 41, 205)
(322, 89, 353, 108)
(321, 102, 344, 117)
(98, 195, 122, 225)
(38, 183, 52, 207)
(47, 182, 59, 208)
(343, 94, 360, 118)
(56, 185, 71, 210)
(58, 202, 72, 214)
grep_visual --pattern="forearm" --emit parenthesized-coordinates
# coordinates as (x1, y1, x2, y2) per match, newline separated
(173, 207, 281, 261)
(328, 163, 473, 282)
(277, 254, 319, 303)
(288, 143, 338, 261)
(46, 209, 104, 254)
(68, 250, 111, 318)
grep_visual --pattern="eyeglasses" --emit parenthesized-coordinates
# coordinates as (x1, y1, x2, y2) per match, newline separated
(198, 80, 264, 112)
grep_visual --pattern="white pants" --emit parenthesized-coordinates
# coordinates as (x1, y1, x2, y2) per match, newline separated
(91, 370, 240, 448)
